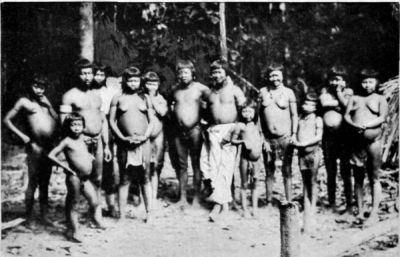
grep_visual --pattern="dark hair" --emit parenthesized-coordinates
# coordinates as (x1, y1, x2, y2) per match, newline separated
(31, 73, 49, 87)
(328, 65, 347, 79)
(74, 58, 93, 74)
(262, 62, 284, 79)
(93, 62, 108, 76)
(304, 91, 318, 103)
(143, 71, 160, 82)
(121, 66, 142, 92)
(360, 68, 379, 79)
(176, 60, 196, 77)
(240, 99, 258, 123)
(64, 112, 85, 133)
(210, 59, 228, 71)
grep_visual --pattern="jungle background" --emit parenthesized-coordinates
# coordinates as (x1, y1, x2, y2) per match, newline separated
(1, 2, 399, 257)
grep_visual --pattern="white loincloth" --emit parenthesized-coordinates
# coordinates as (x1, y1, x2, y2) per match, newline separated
(126, 144, 143, 168)
(200, 123, 239, 204)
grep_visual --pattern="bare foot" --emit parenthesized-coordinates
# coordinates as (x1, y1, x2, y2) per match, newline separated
(364, 214, 379, 227)
(251, 209, 259, 218)
(40, 216, 54, 227)
(177, 199, 190, 211)
(24, 219, 37, 230)
(209, 205, 221, 223)
(70, 232, 84, 243)
(191, 197, 202, 209)
(242, 209, 251, 219)
(144, 212, 152, 224)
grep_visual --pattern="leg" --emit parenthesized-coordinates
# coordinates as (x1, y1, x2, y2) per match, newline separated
(239, 158, 250, 218)
(301, 169, 312, 233)
(65, 174, 83, 242)
(25, 149, 41, 227)
(262, 149, 275, 205)
(93, 140, 104, 202)
(38, 156, 53, 225)
(103, 145, 118, 217)
(82, 180, 105, 228)
(189, 126, 204, 208)
(282, 142, 294, 202)
(118, 153, 132, 221)
(140, 141, 153, 222)
(151, 132, 165, 208)
(353, 165, 365, 221)
(175, 134, 190, 207)
(365, 140, 382, 225)
(323, 137, 338, 210)
(209, 203, 222, 222)
(340, 153, 353, 214)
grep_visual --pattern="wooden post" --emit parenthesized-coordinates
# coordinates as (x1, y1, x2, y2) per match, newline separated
(79, 2, 94, 62)
(219, 2, 228, 61)
(280, 201, 300, 257)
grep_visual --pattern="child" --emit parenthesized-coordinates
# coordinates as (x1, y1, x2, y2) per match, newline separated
(171, 60, 210, 208)
(143, 71, 168, 210)
(344, 69, 388, 226)
(228, 100, 263, 218)
(109, 66, 154, 222)
(3, 74, 57, 228)
(48, 113, 105, 242)
(92, 62, 121, 218)
(292, 93, 323, 233)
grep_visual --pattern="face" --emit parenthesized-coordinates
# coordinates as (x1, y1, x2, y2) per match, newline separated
(145, 81, 159, 92)
(126, 77, 141, 91)
(328, 75, 345, 88)
(69, 120, 84, 136)
(31, 83, 45, 98)
(241, 107, 255, 122)
(269, 70, 283, 87)
(94, 70, 106, 85)
(79, 67, 94, 86)
(211, 68, 226, 84)
(178, 68, 193, 84)
(361, 78, 378, 94)
(302, 101, 317, 114)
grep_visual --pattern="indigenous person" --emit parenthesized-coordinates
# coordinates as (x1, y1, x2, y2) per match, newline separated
(344, 69, 388, 226)
(319, 66, 353, 214)
(292, 93, 323, 233)
(143, 71, 168, 209)
(228, 100, 262, 218)
(60, 59, 112, 201)
(259, 63, 298, 203)
(48, 113, 105, 242)
(92, 62, 121, 217)
(200, 59, 246, 222)
(171, 60, 210, 208)
(109, 66, 154, 222)
(3, 74, 57, 227)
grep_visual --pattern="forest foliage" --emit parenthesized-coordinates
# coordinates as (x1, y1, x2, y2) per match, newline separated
(1, 2, 399, 109)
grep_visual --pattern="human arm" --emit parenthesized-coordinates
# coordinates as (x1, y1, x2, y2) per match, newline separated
(319, 87, 339, 108)
(60, 92, 73, 125)
(39, 95, 58, 119)
(151, 95, 168, 117)
(108, 96, 130, 143)
(336, 87, 353, 108)
(3, 98, 31, 144)
(101, 112, 112, 162)
(234, 85, 246, 110)
(289, 90, 298, 141)
(344, 96, 364, 130)
(363, 96, 389, 129)
(295, 117, 323, 148)
(48, 139, 77, 176)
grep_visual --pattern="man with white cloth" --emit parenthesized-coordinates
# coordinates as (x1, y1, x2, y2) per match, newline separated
(200, 59, 246, 222)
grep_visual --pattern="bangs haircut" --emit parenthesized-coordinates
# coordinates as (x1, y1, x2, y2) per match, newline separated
(64, 112, 85, 131)
(143, 71, 160, 82)
(93, 62, 108, 76)
(31, 74, 49, 87)
(176, 60, 196, 75)
(240, 99, 259, 123)
(74, 58, 93, 74)
(328, 65, 347, 79)
(210, 59, 228, 71)
(121, 66, 141, 89)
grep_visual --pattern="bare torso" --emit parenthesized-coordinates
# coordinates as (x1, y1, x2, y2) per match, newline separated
(320, 87, 352, 132)
(23, 98, 57, 145)
(240, 122, 262, 158)
(148, 94, 166, 138)
(297, 114, 320, 152)
(64, 136, 94, 177)
(63, 88, 103, 137)
(351, 94, 383, 141)
(173, 82, 207, 129)
(208, 82, 244, 125)
(259, 86, 293, 137)
(116, 93, 149, 137)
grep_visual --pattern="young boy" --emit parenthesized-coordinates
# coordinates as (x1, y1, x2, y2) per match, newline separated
(259, 63, 298, 203)
(109, 66, 154, 222)
(171, 60, 210, 208)
(319, 65, 353, 215)
(143, 71, 168, 209)
(228, 100, 263, 218)
(292, 92, 323, 233)
(344, 69, 388, 226)
(92, 62, 121, 217)
(48, 113, 105, 242)
(200, 59, 246, 222)
(3, 74, 58, 227)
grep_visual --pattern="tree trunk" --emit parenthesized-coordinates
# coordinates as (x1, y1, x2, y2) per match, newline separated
(280, 201, 300, 257)
(79, 2, 94, 62)
(219, 2, 228, 61)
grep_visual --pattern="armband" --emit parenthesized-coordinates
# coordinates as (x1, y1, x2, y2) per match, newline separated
(60, 105, 72, 113)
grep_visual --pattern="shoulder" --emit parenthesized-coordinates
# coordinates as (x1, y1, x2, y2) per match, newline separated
(284, 86, 296, 100)
(16, 97, 31, 107)
(343, 87, 354, 96)
(315, 116, 323, 126)
(110, 93, 123, 105)
(320, 87, 329, 94)
(62, 88, 79, 102)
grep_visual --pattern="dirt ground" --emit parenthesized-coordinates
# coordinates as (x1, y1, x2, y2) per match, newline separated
(1, 144, 398, 257)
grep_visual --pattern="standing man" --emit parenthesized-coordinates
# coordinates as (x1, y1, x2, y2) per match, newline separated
(319, 66, 353, 215)
(60, 58, 111, 199)
(259, 63, 298, 203)
(200, 59, 246, 221)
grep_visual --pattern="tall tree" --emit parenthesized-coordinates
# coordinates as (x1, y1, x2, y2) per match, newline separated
(219, 2, 228, 61)
(80, 2, 94, 61)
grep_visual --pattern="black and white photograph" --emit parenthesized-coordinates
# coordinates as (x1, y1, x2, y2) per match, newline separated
(1, 2, 399, 257)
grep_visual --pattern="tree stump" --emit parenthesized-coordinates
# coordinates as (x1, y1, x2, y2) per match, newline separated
(280, 201, 300, 257)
